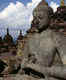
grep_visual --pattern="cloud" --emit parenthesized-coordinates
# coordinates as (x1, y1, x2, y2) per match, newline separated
(0, 0, 41, 30)
(49, 1, 59, 12)
(0, 2, 28, 29)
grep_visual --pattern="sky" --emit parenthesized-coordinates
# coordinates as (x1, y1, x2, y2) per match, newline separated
(0, 0, 61, 39)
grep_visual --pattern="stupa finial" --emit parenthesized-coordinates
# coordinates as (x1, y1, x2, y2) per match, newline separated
(7, 28, 9, 35)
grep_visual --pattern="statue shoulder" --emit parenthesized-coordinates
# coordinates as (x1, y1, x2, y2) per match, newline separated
(42, 29, 62, 47)
(51, 31, 62, 43)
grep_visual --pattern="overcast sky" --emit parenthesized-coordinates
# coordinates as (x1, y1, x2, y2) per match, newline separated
(0, 0, 61, 38)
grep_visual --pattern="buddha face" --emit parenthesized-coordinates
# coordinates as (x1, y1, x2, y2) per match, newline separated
(33, 6, 49, 30)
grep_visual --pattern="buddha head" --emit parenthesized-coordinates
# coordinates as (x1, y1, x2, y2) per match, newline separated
(32, 0, 50, 32)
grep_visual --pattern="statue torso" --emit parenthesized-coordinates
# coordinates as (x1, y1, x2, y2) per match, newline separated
(27, 29, 56, 67)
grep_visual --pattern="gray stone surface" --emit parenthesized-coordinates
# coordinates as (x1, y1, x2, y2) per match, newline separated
(21, 3, 64, 80)
(23, 29, 63, 66)
(22, 0, 63, 68)
(19, 0, 66, 80)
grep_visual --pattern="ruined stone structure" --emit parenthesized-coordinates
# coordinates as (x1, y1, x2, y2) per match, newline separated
(16, 30, 24, 59)
(17, 30, 23, 43)
(0, 36, 3, 48)
(0, 29, 24, 54)
(3, 28, 14, 47)
(0, 29, 24, 75)
(50, 0, 66, 34)
(20, 0, 66, 80)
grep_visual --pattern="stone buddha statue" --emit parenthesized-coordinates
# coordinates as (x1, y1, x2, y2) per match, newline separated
(21, 0, 64, 79)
